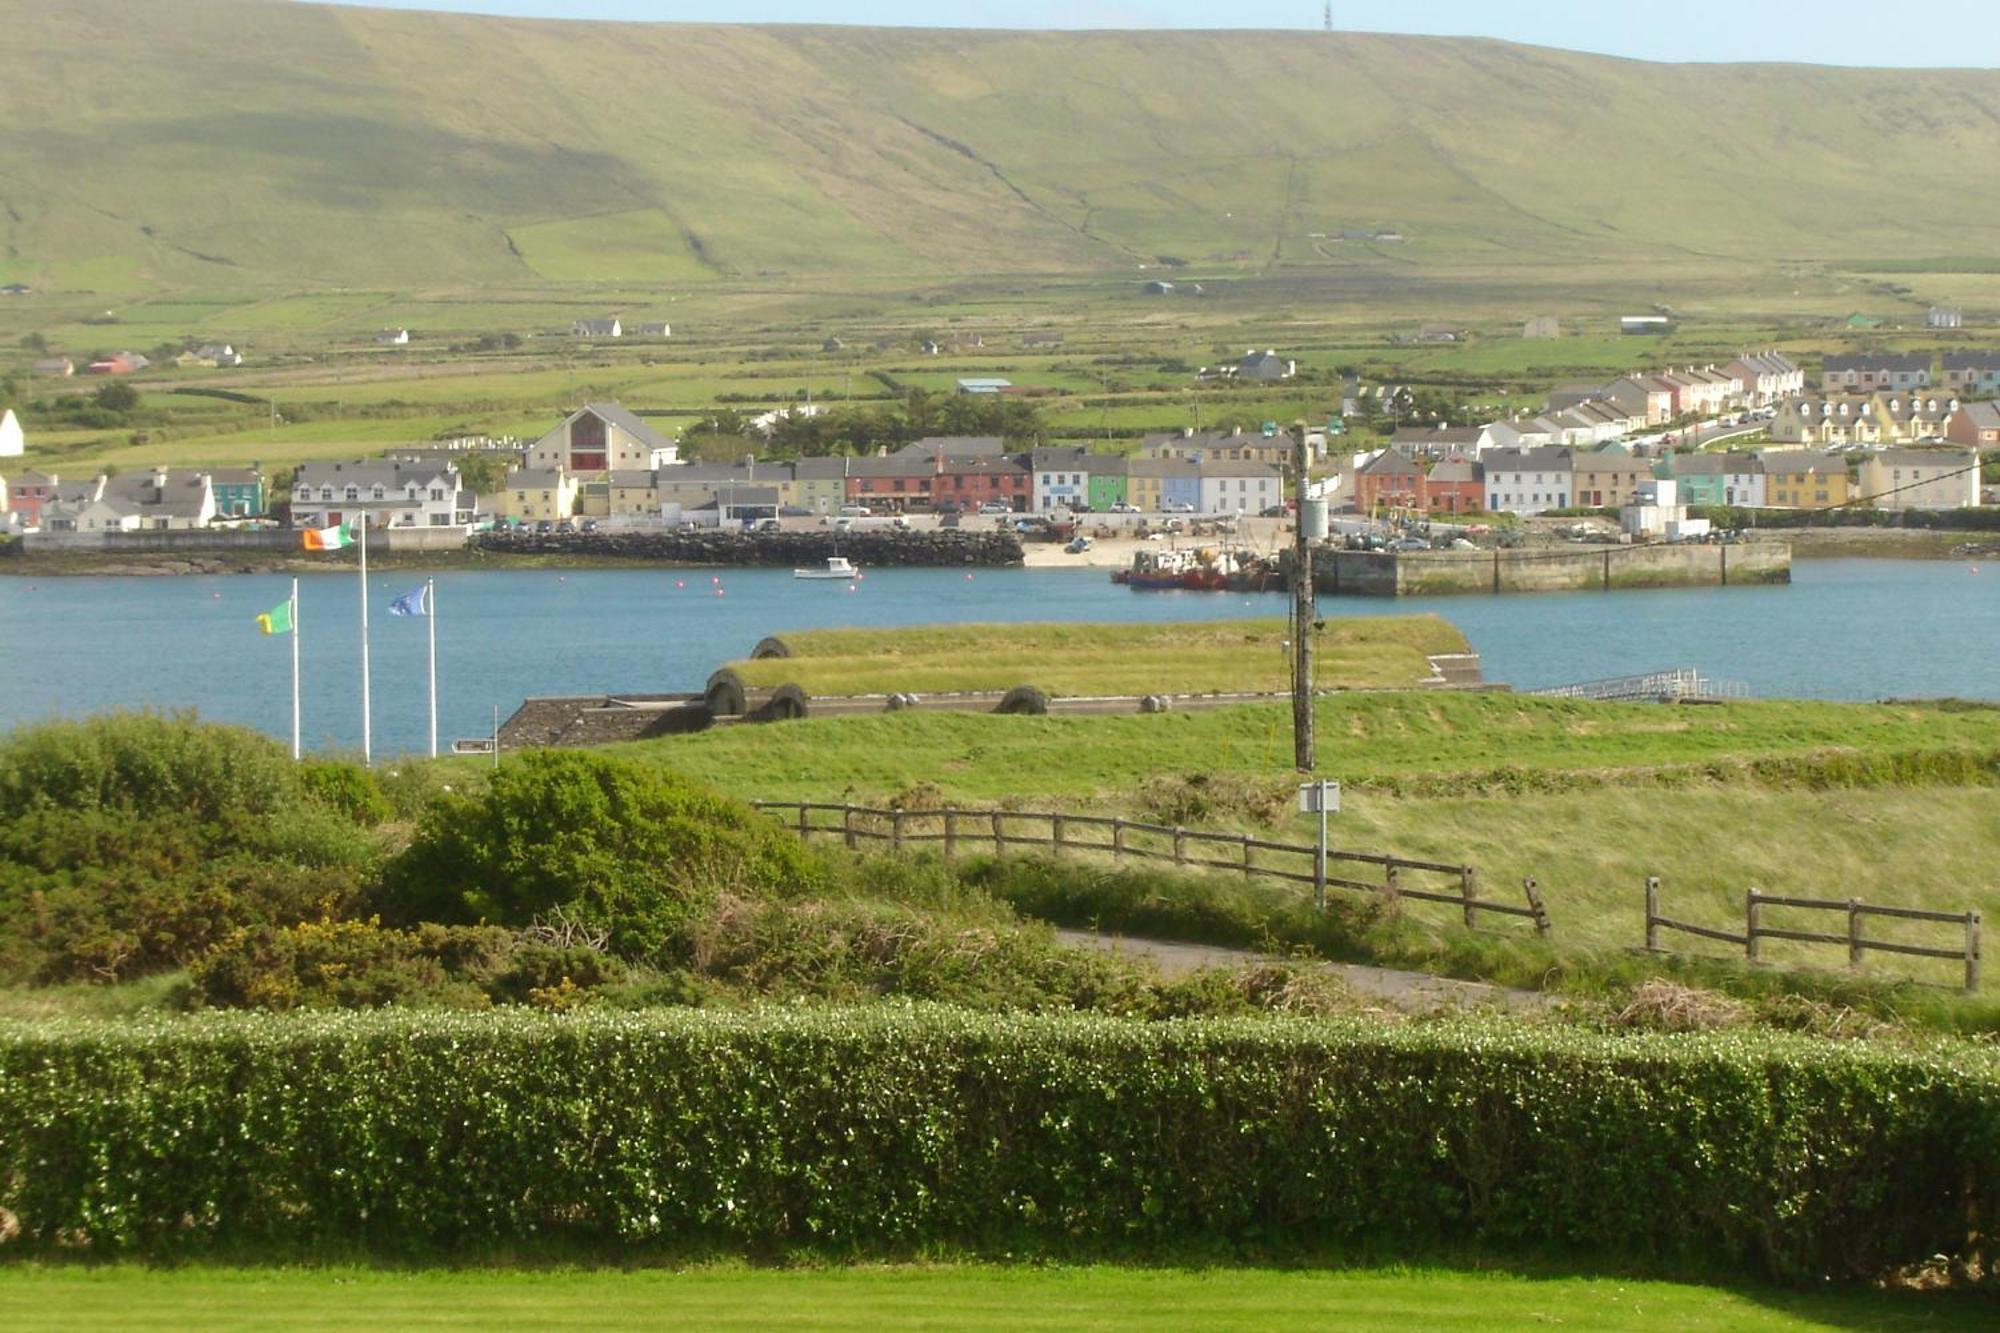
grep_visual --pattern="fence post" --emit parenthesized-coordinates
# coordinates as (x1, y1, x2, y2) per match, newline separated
(1112, 817, 1126, 860)
(1746, 888, 1761, 962)
(991, 810, 1005, 856)
(843, 804, 856, 851)
(1173, 827, 1187, 866)
(1242, 834, 1254, 880)
(797, 804, 809, 839)
(1523, 877, 1550, 939)
(1384, 863, 1401, 903)
(1053, 815, 1066, 856)
(1459, 866, 1478, 930)
(943, 811, 957, 861)
(1848, 898, 1864, 971)
(1968, 910, 1983, 994)
(1645, 876, 1660, 952)
(891, 809, 905, 853)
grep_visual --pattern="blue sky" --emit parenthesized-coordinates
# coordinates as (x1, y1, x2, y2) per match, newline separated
(312, 0, 1997, 67)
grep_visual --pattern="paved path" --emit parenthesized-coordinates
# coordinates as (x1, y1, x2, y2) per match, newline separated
(1054, 929, 1555, 1013)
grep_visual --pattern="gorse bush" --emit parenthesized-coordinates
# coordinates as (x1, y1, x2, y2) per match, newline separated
(379, 750, 821, 962)
(2, 1007, 1994, 1284)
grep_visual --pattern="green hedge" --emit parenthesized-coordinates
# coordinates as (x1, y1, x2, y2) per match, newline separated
(3, 1009, 1995, 1280)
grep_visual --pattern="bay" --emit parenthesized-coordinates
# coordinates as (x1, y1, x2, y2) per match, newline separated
(0, 559, 1993, 756)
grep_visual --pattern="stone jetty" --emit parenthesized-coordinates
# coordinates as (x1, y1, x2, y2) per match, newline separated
(474, 528, 1024, 567)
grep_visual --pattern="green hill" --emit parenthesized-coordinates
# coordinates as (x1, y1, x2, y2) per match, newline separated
(5, 0, 2000, 296)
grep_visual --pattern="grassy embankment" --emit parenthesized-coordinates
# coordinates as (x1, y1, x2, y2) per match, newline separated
(616, 623, 2000, 999)
(728, 617, 1467, 697)
(3, 1263, 1991, 1332)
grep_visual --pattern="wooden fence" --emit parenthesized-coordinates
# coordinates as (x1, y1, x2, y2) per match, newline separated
(1645, 877, 1982, 992)
(750, 801, 1550, 936)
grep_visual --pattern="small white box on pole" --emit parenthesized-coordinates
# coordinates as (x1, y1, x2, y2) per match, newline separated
(1297, 780, 1340, 814)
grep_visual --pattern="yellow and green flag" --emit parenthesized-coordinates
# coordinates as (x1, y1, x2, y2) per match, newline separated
(302, 521, 355, 551)
(255, 597, 294, 636)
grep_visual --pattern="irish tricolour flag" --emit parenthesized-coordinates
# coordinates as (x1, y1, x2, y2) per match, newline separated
(302, 521, 356, 551)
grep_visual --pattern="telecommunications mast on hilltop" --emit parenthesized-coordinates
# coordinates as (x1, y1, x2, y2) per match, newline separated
(1323, 3, 1332, 32)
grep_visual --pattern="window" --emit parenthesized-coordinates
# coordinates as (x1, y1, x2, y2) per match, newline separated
(344, 486, 359, 501)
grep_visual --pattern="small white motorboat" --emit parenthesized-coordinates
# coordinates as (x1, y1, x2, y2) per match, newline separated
(794, 555, 859, 580)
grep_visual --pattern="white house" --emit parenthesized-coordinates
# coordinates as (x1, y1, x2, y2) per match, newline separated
(1622, 477, 1710, 542)
(1198, 458, 1282, 515)
(1030, 445, 1091, 512)
(630, 322, 671, 338)
(1482, 446, 1572, 515)
(291, 461, 471, 529)
(374, 329, 409, 346)
(44, 469, 216, 532)
(572, 318, 622, 339)
(0, 408, 21, 459)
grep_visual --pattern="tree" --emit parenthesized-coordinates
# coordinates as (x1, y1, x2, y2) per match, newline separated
(451, 453, 509, 496)
(19, 332, 46, 353)
(92, 380, 139, 413)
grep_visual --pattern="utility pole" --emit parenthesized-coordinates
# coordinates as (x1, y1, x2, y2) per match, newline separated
(1290, 420, 1315, 772)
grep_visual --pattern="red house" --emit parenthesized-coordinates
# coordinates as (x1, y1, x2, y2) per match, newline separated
(1351, 449, 1428, 514)
(934, 456, 1030, 512)
(8, 469, 58, 528)
(1424, 456, 1484, 514)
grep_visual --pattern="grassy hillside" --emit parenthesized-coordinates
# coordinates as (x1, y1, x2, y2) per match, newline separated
(8, 0, 2000, 299)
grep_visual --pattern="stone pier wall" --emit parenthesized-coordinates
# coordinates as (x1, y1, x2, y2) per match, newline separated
(1308, 541, 1790, 598)
(476, 529, 1025, 567)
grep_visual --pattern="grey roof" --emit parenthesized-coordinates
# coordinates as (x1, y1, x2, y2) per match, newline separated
(573, 402, 674, 452)
(1758, 452, 1841, 476)
(99, 470, 211, 518)
(506, 469, 567, 490)
(1126, 457, 1200, 479)
(206, 467, 262, 485)
(1481, 446, 1572, 471)
(1668, 452, 1760, 475)
(295, 460, 456, 489)
(1954, 402, 2000, 429)
(1872, 448, 1976, 466)
(939, 456, 1028, 477)
(793, 456, 857, 480)
(607, 470, 658, 488)
(1391, 425, 1483, 445)
(1030, 445, 1092, 469)
(657, 463, 757, 483)
(1942, 352, 2000, 371)
(709, 485, 781, 507)
(1085, 453, 1129, 477)
(1427, 457, 1480, 484)
(1823, 354, 1932, 374)
(892, 435, 1006, 461)
(1358, 450, 1427, 477)
(1571, 449, 1652, 473)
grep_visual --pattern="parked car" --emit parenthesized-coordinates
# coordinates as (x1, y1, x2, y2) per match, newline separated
(533, 519, 553, 534)
(1259, 504, 1287, 518)
(580, 519, 599, 534)
(755, 518, 782, 532)
(1389, 537, 1431, 552)
(1165, 502, 1196, 513)
(838, 504, 873, 518)
(977, 501, 1011, 515)
(1108, 503, 1140, 514)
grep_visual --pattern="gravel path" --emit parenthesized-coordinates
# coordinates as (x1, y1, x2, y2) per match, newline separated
(1054, 929, 1556, 1013)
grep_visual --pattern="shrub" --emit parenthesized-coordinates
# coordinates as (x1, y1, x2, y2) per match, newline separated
(189, 919, 516, 1010)
(0, 713, 299, 823)
(296, 761, 393, 826)
(379, 751, 820, 962)
(1, 1007, 1994, 1284)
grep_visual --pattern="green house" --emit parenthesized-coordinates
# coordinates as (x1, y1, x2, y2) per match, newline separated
(209, 467, 265, 518)
(1086, 455, 1128, 511)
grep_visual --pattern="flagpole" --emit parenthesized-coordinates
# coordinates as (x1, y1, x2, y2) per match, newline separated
(289, 577, 301, 762)
(359, 518, 373, 766)
(426, 577, 437, 759)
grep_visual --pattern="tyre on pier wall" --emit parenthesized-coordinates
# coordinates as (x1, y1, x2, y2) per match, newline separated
(750, 636, 792, 660)
(759, 683, 810, 722)
(704, 669, 747, 717)
(995, 684, 1050, 716)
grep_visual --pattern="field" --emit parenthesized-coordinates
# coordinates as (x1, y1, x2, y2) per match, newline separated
(4, 1264, 1989, 1332)
(612, 690, 2000, 991)
(729, 617, 1468, 696)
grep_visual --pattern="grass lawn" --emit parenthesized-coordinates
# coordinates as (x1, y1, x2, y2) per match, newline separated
(729, 618, 1468, 696)
(3, 1264, 1986, 1332)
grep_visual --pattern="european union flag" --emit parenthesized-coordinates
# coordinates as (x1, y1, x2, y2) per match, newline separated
(388, 586, 428, 617)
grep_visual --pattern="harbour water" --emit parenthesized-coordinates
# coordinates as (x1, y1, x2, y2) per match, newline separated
(0, 559, 1993, 755)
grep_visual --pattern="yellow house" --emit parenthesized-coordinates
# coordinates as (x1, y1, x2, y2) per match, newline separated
(607, 469, 662, 518)
(498, 468, 577, 522)
(1760, 455, 1849, 509)
(1858, 449, 1979, 511)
